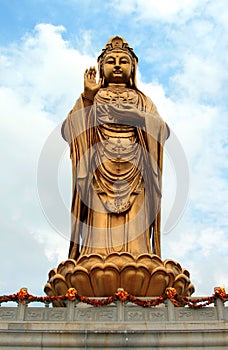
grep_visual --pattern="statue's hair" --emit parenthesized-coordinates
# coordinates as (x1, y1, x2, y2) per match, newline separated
(97, 36, 138, 63)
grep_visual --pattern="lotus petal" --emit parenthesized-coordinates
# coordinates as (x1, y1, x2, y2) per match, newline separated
(146, 267, 169, 296)
(137, 254, 163, 272)
(185, 283, 195, 296)
(173, 273, 190, 295)
(77, 254, 104, 270)
(90, 263, 120, 296)
(106, 252, 135, 269)
(44, 282, 55, 297)
(51, 274, 68, 296)
(166, 270, 175, 288)
(44, 282, 65, 307)
(48, 268, 57, 280)
(120, 263, 150, 296)
(57, 259, 77, 276)
(182, 268, 190, 278)
(69, 266, 94, 296)
(164, 259, 182, 276)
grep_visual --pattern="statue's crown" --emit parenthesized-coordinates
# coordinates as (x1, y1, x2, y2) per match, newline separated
(98, 36, 138, 62)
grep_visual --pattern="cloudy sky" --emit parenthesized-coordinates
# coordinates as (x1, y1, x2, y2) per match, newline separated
(0, 0, 227, 297)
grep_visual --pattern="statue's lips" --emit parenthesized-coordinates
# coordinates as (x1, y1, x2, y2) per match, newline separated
(113, 70, 122, 74)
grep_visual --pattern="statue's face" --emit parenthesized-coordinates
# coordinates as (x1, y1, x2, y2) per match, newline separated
(103, 52, 132, 84)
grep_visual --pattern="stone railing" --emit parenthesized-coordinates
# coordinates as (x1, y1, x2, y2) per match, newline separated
(0, 298, 228, 349)
(0, 297, 227, 323)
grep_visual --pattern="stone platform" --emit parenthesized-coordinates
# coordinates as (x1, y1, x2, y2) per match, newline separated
(0, 298, 227, 349)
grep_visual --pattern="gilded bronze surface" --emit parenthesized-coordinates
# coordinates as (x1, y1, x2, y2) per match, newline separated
(45, 253, 194, 301)
(45, 36, 194, 298)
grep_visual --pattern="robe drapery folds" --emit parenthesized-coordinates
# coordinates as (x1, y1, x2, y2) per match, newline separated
(62, 87, 169, 260)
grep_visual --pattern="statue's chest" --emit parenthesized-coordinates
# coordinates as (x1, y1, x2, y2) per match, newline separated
(95, 87, 138, 105)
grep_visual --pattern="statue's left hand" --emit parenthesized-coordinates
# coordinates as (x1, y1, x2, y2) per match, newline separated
(108, 104, 145, 125)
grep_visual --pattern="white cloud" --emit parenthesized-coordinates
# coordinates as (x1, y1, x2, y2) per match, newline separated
(206, 0, 228, 32)
(0, 24, 97, 121)
(0, 24, 95, 294)
(110, 0, 200, 22)
(137, 64, 227, 294)
(171, 54, 225, 102)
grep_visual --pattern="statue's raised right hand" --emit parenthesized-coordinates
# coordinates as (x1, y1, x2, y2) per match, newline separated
(83, 66, 102, 100)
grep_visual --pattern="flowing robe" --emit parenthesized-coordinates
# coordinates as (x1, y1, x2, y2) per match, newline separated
(62, 86, 169, 260)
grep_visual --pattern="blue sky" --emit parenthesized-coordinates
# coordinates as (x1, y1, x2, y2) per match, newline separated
(0, 0, 227, 297)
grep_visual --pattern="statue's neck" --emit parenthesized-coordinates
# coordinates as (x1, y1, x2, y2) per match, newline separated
(108, 83, 127, 87)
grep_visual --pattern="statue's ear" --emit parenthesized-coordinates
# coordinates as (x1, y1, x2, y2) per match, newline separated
(131, 58, 138, 88)
(129, 76, 133, 87)
(129, 65, 136, 87)
(99, 63, 106, 87)
(101, 76, 105, 87)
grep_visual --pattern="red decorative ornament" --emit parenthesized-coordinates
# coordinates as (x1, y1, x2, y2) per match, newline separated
(17, 288, 29, 304)
(66, 288, 78, 301)
(214, 286, 227, 299)
(115, 288, 128, 302)
(165, 287, 177, 300)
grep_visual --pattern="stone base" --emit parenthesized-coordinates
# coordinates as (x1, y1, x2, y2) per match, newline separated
(0, 299, 227, 349)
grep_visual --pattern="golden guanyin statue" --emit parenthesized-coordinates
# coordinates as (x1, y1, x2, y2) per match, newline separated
(62, 36, 169, 259)
(45, 36, 194, 299)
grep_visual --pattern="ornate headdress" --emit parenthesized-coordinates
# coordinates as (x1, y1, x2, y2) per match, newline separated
(97, 36, 138, 63)
(98, 36, 138, 88)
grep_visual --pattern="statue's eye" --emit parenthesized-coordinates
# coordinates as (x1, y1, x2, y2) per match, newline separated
(106, 58, 115, 64)
(120, 58, 130, 64)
